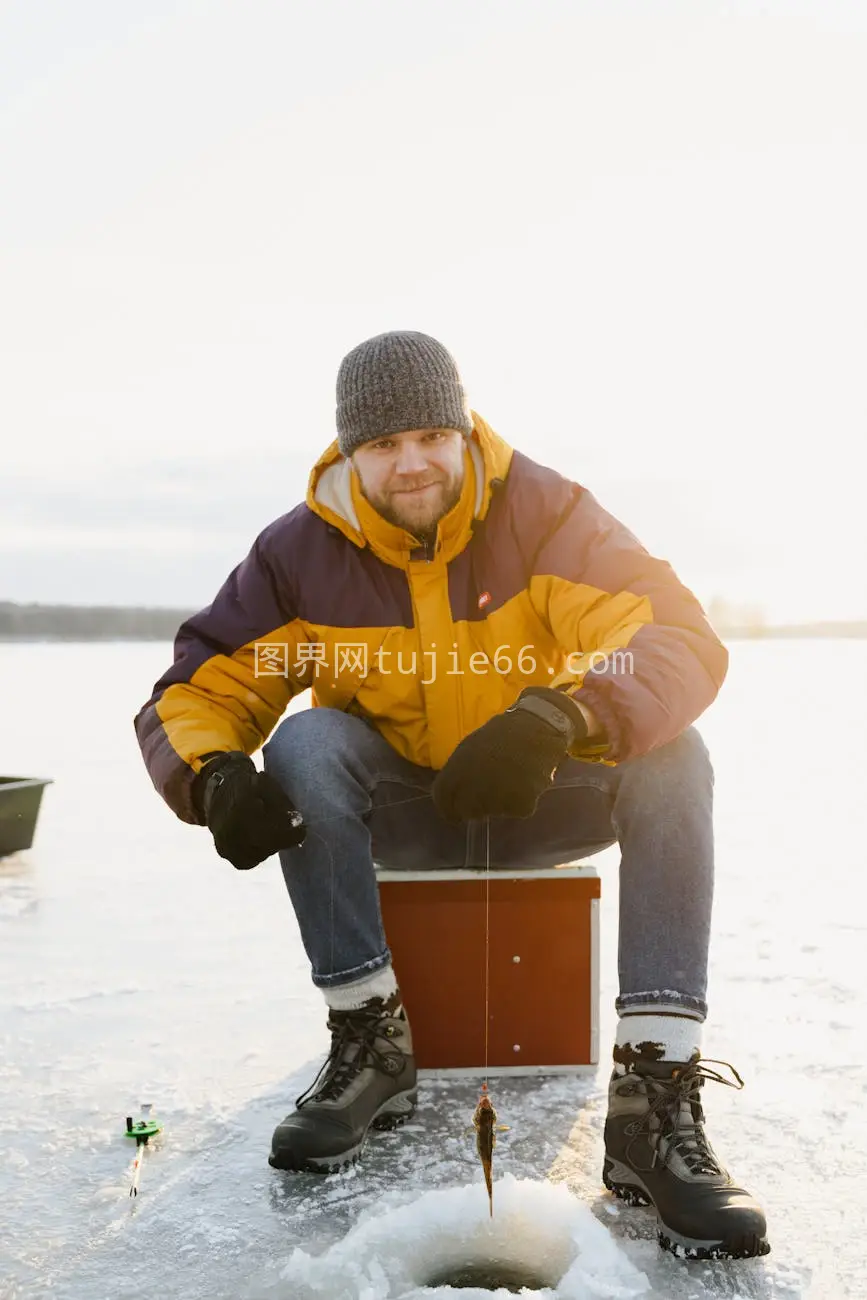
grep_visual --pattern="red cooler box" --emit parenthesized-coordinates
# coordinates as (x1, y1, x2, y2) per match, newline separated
(376, 864, 600, 1076)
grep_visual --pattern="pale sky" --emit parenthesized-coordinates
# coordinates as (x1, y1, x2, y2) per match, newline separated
(2, 0, 865, 623)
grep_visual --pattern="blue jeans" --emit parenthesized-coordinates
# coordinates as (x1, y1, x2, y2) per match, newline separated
(262, 708, 715, 1021)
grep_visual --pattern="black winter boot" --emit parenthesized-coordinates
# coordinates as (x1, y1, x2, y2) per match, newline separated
(602, 1051, 771, 1260)
(269, 989, 417, 1173)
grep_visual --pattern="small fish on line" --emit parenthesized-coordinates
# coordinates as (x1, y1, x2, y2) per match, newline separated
(471, 1086, 508, 1216)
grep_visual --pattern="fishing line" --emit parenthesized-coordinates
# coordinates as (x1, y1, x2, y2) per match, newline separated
(329, 824, 335, 984)
(300, 789, 434, 833)
(484, 813, 491, 1091)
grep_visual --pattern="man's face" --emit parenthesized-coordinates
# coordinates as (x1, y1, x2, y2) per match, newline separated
(351, 428, 466, 540)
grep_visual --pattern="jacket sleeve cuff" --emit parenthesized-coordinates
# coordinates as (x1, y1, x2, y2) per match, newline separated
(559, 684, 624, 760)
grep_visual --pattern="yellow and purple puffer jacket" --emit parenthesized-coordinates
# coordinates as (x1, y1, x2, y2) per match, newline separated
(134, 413, 728, 824)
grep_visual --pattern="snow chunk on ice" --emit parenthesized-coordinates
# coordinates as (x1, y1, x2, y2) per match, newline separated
(277, 1174, 650, 1299)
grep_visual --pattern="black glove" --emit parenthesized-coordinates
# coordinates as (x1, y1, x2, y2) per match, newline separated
(431, 687, 590, 823)
(191, 751, 306, 870)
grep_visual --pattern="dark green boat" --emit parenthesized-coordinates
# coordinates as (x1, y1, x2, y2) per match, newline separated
(0, 777, 52, 857)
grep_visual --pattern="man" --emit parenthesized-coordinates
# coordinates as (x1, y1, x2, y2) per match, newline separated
(134, 330, 769, 1261)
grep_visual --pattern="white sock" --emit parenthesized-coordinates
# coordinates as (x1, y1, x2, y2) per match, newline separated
(323, 963, 398, 1012)
(614, 1009, 703, 1074)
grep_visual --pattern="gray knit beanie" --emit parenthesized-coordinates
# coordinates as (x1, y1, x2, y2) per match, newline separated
(335, 331, 473, 457)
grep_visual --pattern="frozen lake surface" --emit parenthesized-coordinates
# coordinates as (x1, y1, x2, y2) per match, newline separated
(1, 640, 865, 1298)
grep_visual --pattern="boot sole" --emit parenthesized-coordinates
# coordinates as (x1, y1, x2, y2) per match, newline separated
(602, 1158, 771, 1261)
(269, 1088, 417, 1175)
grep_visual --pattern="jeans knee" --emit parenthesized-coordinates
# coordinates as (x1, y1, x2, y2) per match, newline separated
(266, 704, 364, 751)
(263, 707, 375, 798)
(669, 725, 713, 779)
(617, 724, 714, 799)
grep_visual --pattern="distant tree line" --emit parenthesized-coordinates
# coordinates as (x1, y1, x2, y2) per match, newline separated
(0, 599, 864, 641)
(0, 601, 195, 640)
(706, 597, 867, 639)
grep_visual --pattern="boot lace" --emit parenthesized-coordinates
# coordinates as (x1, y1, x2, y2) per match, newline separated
(624, 1056, 744, 1177)
(295, 1001, 404, 1108)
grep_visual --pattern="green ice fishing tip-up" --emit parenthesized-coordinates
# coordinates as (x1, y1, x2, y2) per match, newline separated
(124, 1103, 162, 1196)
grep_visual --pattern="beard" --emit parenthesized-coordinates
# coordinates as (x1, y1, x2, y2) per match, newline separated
(362, 470, 464, 543)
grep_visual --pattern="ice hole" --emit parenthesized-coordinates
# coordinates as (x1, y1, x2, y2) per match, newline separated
(276, 1175, 651, 1298)
(423, 1259, 555, 1291)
